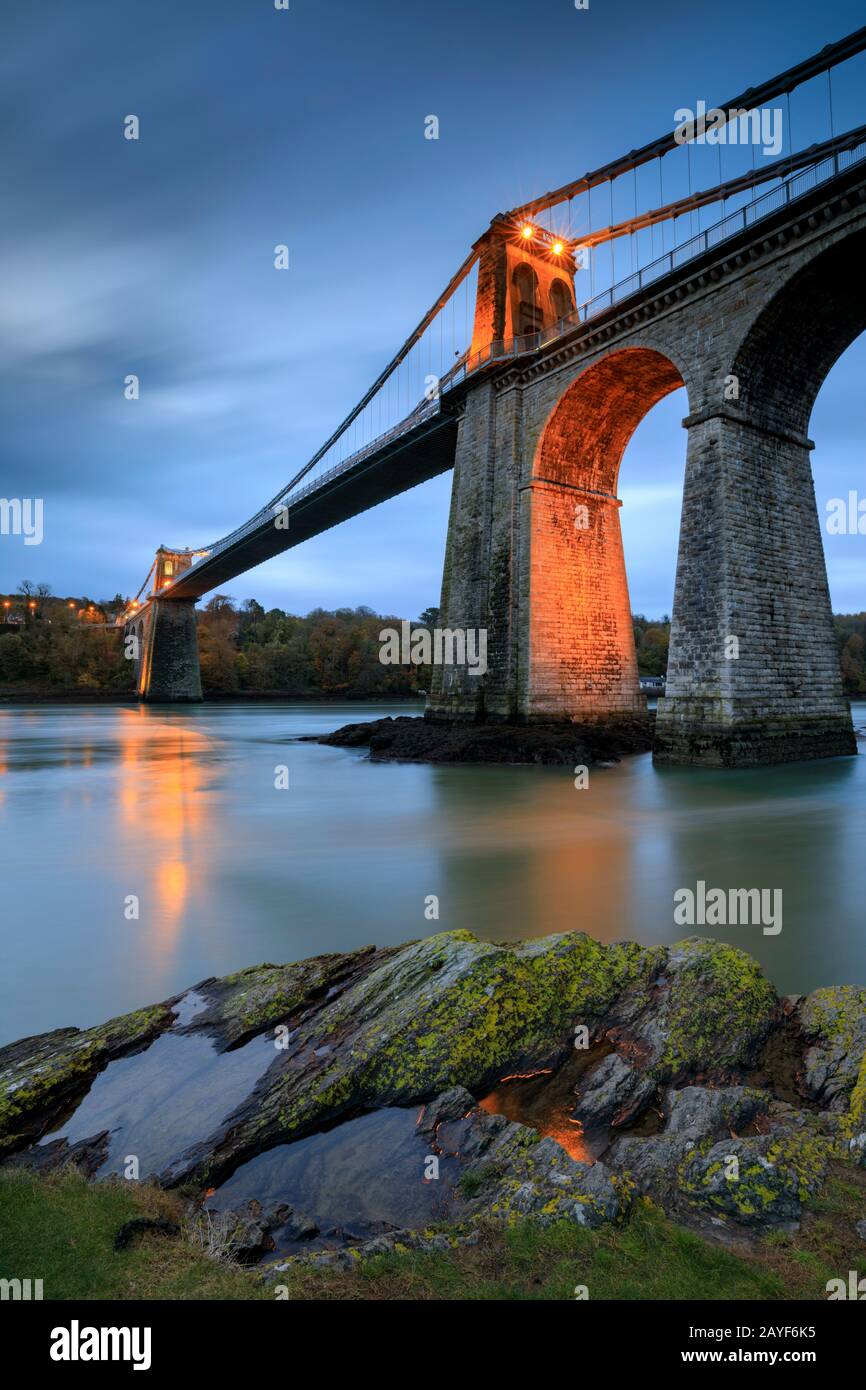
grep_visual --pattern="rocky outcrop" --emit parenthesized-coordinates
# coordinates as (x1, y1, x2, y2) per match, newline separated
(797, 985, 866, 1166)
(304, 714, 654, 766)
(2, 930, 865, 1247)
(155, 930, 653, 1190)
(196, 1200, 320, 1264)
(176, 944, 396, 1052)
(0, 1007, 173, 1154)
(610, 1086, 831, 1230)
(419, 1085, 622, 1227)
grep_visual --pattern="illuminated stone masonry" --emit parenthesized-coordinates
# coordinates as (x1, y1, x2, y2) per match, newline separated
(127, 549, 203, 702)
(428, 170, 864, 766)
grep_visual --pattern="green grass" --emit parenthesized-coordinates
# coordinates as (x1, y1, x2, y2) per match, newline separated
(276, 1201, 786, 1301)
(0, 1168, 267, 1301)
(1, 1163, 863, 1301)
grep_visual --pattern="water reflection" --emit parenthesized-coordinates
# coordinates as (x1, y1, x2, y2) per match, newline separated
(479, 1048, 612, 1164)
(112, 709, 219, 959)
(41, 998, 276, 1179)
(0, 700, 863, 1045)
(206, 1107, 461, 1253)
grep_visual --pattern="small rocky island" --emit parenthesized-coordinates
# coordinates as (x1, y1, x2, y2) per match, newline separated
(2, 930, 864, 1274)
(303, 714, 654, 766)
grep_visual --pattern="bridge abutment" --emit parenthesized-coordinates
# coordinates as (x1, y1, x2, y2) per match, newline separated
(654, 409, 855, 766)
(137, 598, 202, 703)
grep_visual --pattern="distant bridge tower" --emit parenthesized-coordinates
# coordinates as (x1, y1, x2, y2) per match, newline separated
(126, 547, 203, 702)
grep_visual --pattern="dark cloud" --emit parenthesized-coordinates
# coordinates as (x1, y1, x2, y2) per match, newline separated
(1, 0, 863, 612)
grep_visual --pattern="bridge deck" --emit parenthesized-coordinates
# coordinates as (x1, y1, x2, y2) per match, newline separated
(157, 140, 866, 607)
(165, 411, 459, 600)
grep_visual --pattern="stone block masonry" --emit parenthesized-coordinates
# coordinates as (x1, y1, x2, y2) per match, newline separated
(137, 598, 202, 703)
(428, 166, 865, 765)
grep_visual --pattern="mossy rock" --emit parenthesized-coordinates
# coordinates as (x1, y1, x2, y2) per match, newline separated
(0, 1005, 172, 1153)
(677, 1129, 831, 1227)
(799, 986, 866, 1150)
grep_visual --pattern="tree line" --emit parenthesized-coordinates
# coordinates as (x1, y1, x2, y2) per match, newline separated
(1, 584, 864, 697)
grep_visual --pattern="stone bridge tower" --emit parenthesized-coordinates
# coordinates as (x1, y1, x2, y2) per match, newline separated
(126, 547, 203, 702)
(427, 176, 862, 767)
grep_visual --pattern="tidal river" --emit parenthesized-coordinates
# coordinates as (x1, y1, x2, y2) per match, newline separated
(1, 699, 864, 1045)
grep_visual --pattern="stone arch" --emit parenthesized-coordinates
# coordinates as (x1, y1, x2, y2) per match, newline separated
(533, 346, 686, 493)
(522, 346, 687, 720)
(548, 276, 574, 321)
(731, 227, 866, 438)
(653, 239, 864, 765)
(512, 262, 542, 335)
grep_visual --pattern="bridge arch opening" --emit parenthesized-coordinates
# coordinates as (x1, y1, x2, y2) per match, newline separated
(751, 235, 866, 700)
(549, 277, 574, 321)
(809, 331, 866, 701)
(732, 228, 866, 440)
(524, 346, 687, 720)
(512, 263, 542, 336)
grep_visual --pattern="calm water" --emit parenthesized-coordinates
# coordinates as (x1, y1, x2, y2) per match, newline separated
(0, 699, 864, 1045)
(207, 1107, 462, 1254)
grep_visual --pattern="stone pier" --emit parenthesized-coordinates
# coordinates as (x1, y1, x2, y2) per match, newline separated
(136, 598, 202, 703)
(428, 185, 863, 765)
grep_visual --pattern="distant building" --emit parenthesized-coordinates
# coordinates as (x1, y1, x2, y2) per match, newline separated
(639, 675, 666, 691)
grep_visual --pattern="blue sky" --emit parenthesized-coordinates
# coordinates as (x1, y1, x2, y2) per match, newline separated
(2, 0, 864, 618)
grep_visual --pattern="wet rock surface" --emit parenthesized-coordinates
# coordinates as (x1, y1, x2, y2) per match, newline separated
(0, 1007, 173, 1155)
(302, 713, 654, 766)
(2, 929, 865, 1249)
(1, 1129, 110, 1179)
(420, 1085, 622, 1227)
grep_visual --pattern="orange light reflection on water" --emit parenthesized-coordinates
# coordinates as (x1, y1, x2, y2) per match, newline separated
(114, 708, 216, 962)
(479, 1087, 592, 1164)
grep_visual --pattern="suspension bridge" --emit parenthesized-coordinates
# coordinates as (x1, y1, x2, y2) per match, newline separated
(124, 26, 866, 767)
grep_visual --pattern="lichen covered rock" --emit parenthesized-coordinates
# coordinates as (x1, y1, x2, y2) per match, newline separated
(798, 985, 866, 1161)
(2, 929, 863, 1244)
(162, 929, 649, 1188)
(611, 1085, 834, 1230)
(420, 1085, 623, 1228)
(183, 945, 395, 1051)
(0, 1006, 172, 1154)
(676, 1128, 830, 1227)
(604, 937, 779, 1085)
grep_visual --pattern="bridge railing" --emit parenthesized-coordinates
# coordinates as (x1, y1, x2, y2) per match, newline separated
(179, 377, 466, 571)
(447, 138, 866, 386)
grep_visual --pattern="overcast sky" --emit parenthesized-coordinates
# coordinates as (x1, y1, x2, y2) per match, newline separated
(2, 0, 864, 618)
